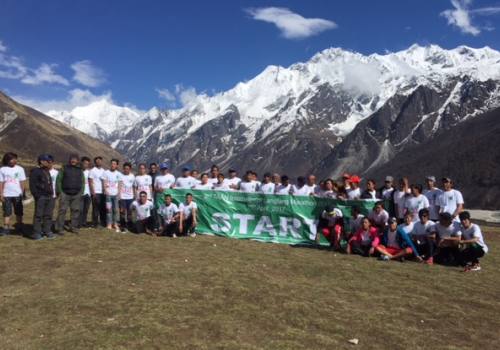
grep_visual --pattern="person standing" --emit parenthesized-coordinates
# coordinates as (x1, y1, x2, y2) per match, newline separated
(438, 177, 464, 222)
(394, 177, 411, 224)
(423, 176, 443, 222)
(89, 156, 106, 228)
(174, 167, 197, 189)
(119, 162, 135, 232)
(208, 165, 220, 186)
(404, 184, 430, 223)
(154, 163, 176, 195)
(134, 163, 153, 200)
(48, 156, 58, 199)
(259, 173, 275, 194)
(274, 175, 292, 195)
(29, 154, 56, 240)
(79, 156, 91, 228)
(226, 169, 241, 190)
(0, 152, 26, 236)
(291, 176, 314, 196)
(102, 159, 122, 232)
(346, 175, 361, 199)
(55, 154, 84, 234)
(193, 173, 214, 189)
(179, 193, 198, 237)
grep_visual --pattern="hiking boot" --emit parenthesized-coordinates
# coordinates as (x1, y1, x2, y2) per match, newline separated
(45, 232, 56, 240)
(30, 233, 44, 241)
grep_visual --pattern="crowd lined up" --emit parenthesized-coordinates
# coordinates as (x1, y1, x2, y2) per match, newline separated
(0, 152, 488, 272)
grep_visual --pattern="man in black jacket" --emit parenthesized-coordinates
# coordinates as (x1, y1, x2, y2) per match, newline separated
(29, 154, 56, 240)
(55, 154, 84, 234)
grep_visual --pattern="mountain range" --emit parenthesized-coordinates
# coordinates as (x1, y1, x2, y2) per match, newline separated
(12, 44, 500, 208)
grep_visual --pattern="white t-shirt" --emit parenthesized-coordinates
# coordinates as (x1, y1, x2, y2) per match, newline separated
(291, 184, 314, 196)
(321, 190, 337, 199)
(82, 169, 90, 196)
(0, 165, 26, 197)
(394, 190, 410, 219)
(423, 188, 443, 221)
(175, 176, 197, 189)
(158, 203, 179, 224)
(89, 167, 105, 194)
(347, 187, 361, 200)
(321, 208, 343, 226)
(207, 177, 219, 185)
(226, 177, 241, 190)
(404, 195, 430, 222)
(155, 174, 176, 191)
(438, 189, 464, 216)
(364, 190, 378, 200)
(433, 222, 462, 239)
(461, 223, 488, 254)
(275, 184, 292, 195)
(101, 170, 122, 196)
(259, 182, 275, 194)
(368, 209, 389, 227)
(120, 173, 135, 200)
(411, 220, 435, 238)
(213, 181, 231, 191)
(131, 200, 154, 220)
(239, 181, 258, 193)
(49, 168, 59, 198)
(193, 183, 213, 190)
(179, 201, 198, 219)
(134, 175, 153, 200)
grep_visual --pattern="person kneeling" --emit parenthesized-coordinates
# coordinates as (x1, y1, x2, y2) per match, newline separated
(432, 212, 462, 265)
(158, 194, 180, 237)
(317, 205, 344, 250)
(458, 211, 488, 272)
(179, 193, 197, 237)
(376, 216, 421, 262)
(131, 191, 154, 235)
(347, 217, 379, 257)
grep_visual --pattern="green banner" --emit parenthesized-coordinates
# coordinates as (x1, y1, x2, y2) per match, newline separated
(158, 189, 378, 245)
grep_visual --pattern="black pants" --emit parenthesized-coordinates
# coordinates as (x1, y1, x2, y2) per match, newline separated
(56, 192, 81, 231)
(459, 244, 485, 266)
(33, 196, 55, 236)
(134, 217, 153, 234)
(162, 221, 179, 236)
(413, 239, 436, 260)
(435, 246, 461, 265)
(91, 194, 106, 227)
(350, 242, 372, 257)
(79, 194, 91, 227)
(181, 216, 196, 236)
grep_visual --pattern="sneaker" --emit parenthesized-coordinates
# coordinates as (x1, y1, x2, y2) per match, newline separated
(426, 257, 434, 265)
(1, 227, 11, 236)
(115, 227, 121, 233)
(470, 264, 481, 272)
(189, 233, 197, 238)
(45, 232, 56, 240)
(378, 255, 390, 261)
(172, 233, 177, 238)
(30, 233, 44, 241)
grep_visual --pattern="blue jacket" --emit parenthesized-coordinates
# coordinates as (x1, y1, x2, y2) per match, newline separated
(381, 226, 420, 257)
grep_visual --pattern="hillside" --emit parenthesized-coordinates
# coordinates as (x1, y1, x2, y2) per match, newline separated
(0, 91, 122, 166)
(365, 106, 500, 210)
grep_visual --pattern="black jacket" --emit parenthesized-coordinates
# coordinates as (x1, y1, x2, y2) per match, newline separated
(57, 164, 84, 195)
(29, 167, 53, 198)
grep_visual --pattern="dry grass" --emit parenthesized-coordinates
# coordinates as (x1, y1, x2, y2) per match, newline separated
(0, 203, 499, 350)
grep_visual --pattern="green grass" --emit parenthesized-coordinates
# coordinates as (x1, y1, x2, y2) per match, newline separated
(0, 204, 499, 349)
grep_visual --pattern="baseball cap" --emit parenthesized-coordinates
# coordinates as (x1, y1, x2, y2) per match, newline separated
(159, 162, 169, 170)
(442, 177, 452, 183)
(325, 205, 343, 217)
(182, 166, 191, 172)
(385, 176, 394, 182)
(38, 154, 52, 162)
(426, 176, 436, 182)
(388, 217, 398, 224)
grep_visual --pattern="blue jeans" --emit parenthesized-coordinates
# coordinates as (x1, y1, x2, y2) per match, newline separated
(105, 195, 119, 226)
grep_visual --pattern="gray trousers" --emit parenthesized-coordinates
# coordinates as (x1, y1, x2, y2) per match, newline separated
(56, 192, 81, 231)
(33, 196, 55, 235)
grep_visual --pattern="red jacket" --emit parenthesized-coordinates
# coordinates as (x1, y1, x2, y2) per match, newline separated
(349, 227, 380, 247)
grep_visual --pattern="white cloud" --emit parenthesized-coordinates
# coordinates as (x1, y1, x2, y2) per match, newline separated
(20, 63, 69, 86)
(14, 88, 112, 113)
(0, 40, 6, 52)
(156, 88, 176, 102)
(71, 60, 106, 87)
(246, 7, 337, 39)
(0, 53, 28, 79)
(441, 0, 500, 35)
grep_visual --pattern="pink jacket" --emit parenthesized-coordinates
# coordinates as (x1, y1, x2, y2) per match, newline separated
(349, 227, 380, 247)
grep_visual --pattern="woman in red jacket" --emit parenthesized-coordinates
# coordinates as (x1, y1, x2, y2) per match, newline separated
(347, 217, 380, 257)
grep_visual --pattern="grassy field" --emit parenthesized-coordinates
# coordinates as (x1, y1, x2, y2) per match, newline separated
(0, 203, 499, 350)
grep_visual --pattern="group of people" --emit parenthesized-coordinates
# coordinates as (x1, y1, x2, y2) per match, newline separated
(0, 152, 488, 271)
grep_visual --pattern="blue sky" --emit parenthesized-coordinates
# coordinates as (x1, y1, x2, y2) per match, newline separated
(1, 0, 500, 111)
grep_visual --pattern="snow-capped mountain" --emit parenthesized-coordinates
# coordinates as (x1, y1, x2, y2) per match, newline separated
(46, 99, 145, 140)
(44, 44, 500, 178)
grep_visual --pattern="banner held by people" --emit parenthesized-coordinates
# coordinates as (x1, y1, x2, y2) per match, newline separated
(161, 189, 378, 245)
